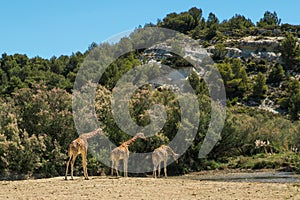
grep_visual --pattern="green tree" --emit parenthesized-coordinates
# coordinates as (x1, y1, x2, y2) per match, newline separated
(205, 24, 218, 40)
(222, 14, 254, 30)
(217, 59, 249, 99)
(279, 79, 300, 120)
(252, 72, 268, 98)
(267, 64, 285, 85)
(257, 11, 281, 27)
(206, 12, 219, 28)
(211, 44, 227, 61)
(0, 98, 48, 177)
(13, 85, 75, 149)
(289, 93, 300, 120)
(187, 7, 203, 27)
(187, 70, 208, 95)
(0, 69, 8, 93)
(159, 8, 202, 34)
(280, 33, 300, 70)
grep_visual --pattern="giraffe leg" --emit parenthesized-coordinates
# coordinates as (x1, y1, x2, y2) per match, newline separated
(152, 163, 155, 178)
(111, 160, 115, 176)
(115, 160, 119, 177)
(158, 162, 161, 178)
(126, 160, 128, 177)
(153, 164, 157, 178)
(124, 159, 128, 177)
(123, 160, 126, 177)
(164, 160, 167, 177)
(82, 153, 89, 180)
(264, 146, 268, 154)
(70, 155, 77, 180)
(153, 165, 155, 178)
(65, 155, 72, 180)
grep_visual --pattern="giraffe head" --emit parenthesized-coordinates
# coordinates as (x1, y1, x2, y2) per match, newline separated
(135, 132, 147, 140)
(96, 127, 103, 134)
(173, 153, 180, 164)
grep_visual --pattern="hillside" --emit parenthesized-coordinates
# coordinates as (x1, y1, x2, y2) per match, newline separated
(0, 7, 300, 179)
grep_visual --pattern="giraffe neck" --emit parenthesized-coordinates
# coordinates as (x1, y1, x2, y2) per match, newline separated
(122, 136, 138, 147)
(165, 146, 177, 158)
(80, 128, 101, 140)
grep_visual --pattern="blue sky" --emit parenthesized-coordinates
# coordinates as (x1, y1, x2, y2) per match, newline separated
(1, 0, 299, 58)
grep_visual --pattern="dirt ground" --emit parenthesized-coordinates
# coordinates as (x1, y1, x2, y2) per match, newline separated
(1, 173, 300, 200)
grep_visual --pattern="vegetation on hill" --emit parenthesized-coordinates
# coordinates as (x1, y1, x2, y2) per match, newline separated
(0, 7, 300, 179)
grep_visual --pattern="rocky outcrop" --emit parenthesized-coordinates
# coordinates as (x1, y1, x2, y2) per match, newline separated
(141, 36, 300, 116)
(233, 36, 284, 52)
(207, 36, 284, 62)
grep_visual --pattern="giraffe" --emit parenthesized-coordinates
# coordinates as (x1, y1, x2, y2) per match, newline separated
(65, 127, 103, 180)
(152, 144, 179, 178)
(255, 139, 273, 155)
(111, 132, 146, 177)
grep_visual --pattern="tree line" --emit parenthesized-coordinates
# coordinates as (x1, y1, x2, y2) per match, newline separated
(0, 7, 300, 179)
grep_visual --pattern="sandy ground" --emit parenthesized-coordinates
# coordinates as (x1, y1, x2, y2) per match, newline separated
(0, 174, 300, 200)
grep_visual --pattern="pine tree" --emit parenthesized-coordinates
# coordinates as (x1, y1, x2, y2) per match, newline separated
(253, 72, 268, 98)
(280, 33, 300, 70)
